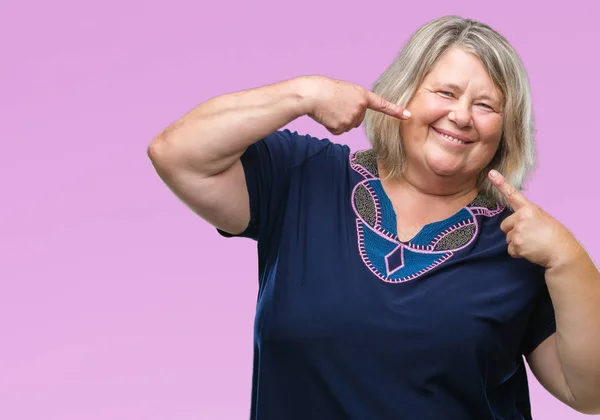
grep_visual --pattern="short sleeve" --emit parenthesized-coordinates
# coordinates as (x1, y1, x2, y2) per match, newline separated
(520, 275, 557, 356)
(217, 129, 332, 241)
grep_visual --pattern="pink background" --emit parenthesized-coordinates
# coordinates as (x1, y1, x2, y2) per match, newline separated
(2, 0, 599, 418)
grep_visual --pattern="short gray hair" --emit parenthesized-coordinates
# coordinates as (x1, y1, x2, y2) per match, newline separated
(363, 15, 535, 206)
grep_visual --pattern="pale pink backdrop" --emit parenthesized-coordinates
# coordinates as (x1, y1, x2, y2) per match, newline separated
(1, 0, 599, 418)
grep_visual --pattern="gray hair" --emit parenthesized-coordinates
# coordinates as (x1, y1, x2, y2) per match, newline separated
(363, 15, 535, 206)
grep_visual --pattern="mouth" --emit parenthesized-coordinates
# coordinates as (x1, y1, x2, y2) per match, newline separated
(432, 127, 473, 146)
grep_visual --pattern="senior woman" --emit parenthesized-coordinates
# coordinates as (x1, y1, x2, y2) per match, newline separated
(148, 15, 600, 419)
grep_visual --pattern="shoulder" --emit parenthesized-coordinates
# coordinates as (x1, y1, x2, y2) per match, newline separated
(257, 129, 349, 164)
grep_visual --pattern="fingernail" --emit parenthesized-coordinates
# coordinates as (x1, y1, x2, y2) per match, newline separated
(489, 170, 499, 178)
(403, 110, 411, 118)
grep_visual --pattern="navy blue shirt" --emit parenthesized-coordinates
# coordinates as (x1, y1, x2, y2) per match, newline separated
(218, 129, 556, 420)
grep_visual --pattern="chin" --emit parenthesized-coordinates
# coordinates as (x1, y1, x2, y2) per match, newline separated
(425, 157, 464, 178)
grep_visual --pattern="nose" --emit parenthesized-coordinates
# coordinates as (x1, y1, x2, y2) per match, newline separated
(448, 100, 473, 128)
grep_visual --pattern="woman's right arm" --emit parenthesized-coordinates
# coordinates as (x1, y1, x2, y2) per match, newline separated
(147, 75, 409, 235)
(148, 77, 315, 234)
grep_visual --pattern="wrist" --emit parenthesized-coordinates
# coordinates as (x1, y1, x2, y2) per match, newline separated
(287, 75, 323, 117)
(547, 239, 587, 273)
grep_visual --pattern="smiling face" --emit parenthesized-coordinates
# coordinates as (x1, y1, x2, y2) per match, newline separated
(400, 46, 504, 187)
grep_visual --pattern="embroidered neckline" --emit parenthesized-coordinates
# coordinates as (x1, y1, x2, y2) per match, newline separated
(350, 149, 505, 283)
(351, 149, 498, 209)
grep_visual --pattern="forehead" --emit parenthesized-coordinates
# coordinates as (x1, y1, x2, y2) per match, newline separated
(424, 47, 503, 101)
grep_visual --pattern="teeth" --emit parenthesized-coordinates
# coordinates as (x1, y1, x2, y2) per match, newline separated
(440, 132, 466, 144)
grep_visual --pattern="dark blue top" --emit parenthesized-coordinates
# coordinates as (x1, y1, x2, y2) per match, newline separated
(218, 129, 556, 420)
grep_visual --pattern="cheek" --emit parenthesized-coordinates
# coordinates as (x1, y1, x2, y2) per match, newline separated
(418, 96, 451, 124)
(476, 116, 503, 145)
(405, 94, 450, 123)
(400, 97, 448, 138)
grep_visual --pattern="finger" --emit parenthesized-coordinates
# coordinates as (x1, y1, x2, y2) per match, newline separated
(365, 91, 411, 120)
(500, 214, 516, 234)
(507, 243, 521, 258)
(327, 127, 343, 136)
(488, 170, 530, 210)
(353, 108, 367, 128)
(506, 230, 514, 245)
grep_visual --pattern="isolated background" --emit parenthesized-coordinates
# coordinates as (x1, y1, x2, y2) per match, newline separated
(2, 0, 599, 419)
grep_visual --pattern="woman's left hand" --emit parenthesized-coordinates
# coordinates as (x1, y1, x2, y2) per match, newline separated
(488, 170, 582, 269)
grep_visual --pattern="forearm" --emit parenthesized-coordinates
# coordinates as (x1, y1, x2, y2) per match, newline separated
(545, 244, 600, 409)
(149, 76, 314, 177)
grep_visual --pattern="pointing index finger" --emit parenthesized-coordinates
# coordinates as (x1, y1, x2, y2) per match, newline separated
(488, 170, 529, 209)
(366, 91, 411, 120)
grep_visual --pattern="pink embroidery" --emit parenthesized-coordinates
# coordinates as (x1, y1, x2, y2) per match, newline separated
(349, 160, 376, 179)
(357, 220, 454, 283)
(350, 150, 505, 283)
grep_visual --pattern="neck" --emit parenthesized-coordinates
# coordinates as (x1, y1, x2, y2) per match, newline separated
(378, 164, 477, 199)
(378, 162, 479, 208)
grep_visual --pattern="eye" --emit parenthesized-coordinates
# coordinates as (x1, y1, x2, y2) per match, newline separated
(438, 91, 454, 98)
(476, 103, 494, 111)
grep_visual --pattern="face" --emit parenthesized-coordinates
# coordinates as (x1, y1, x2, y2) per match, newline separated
(400, 46, 504, 185)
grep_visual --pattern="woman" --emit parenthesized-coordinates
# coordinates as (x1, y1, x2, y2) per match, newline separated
(148, 16, 600, 419)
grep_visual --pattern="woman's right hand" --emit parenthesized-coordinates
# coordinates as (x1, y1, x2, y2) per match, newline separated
(300, 76, 411, 135)
(148, 74, 410, 236)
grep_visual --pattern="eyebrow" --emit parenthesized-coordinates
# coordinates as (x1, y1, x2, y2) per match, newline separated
(440, 83, 499, 103)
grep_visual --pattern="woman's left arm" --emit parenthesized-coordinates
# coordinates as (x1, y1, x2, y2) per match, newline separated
(488, 170, 600, 415)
